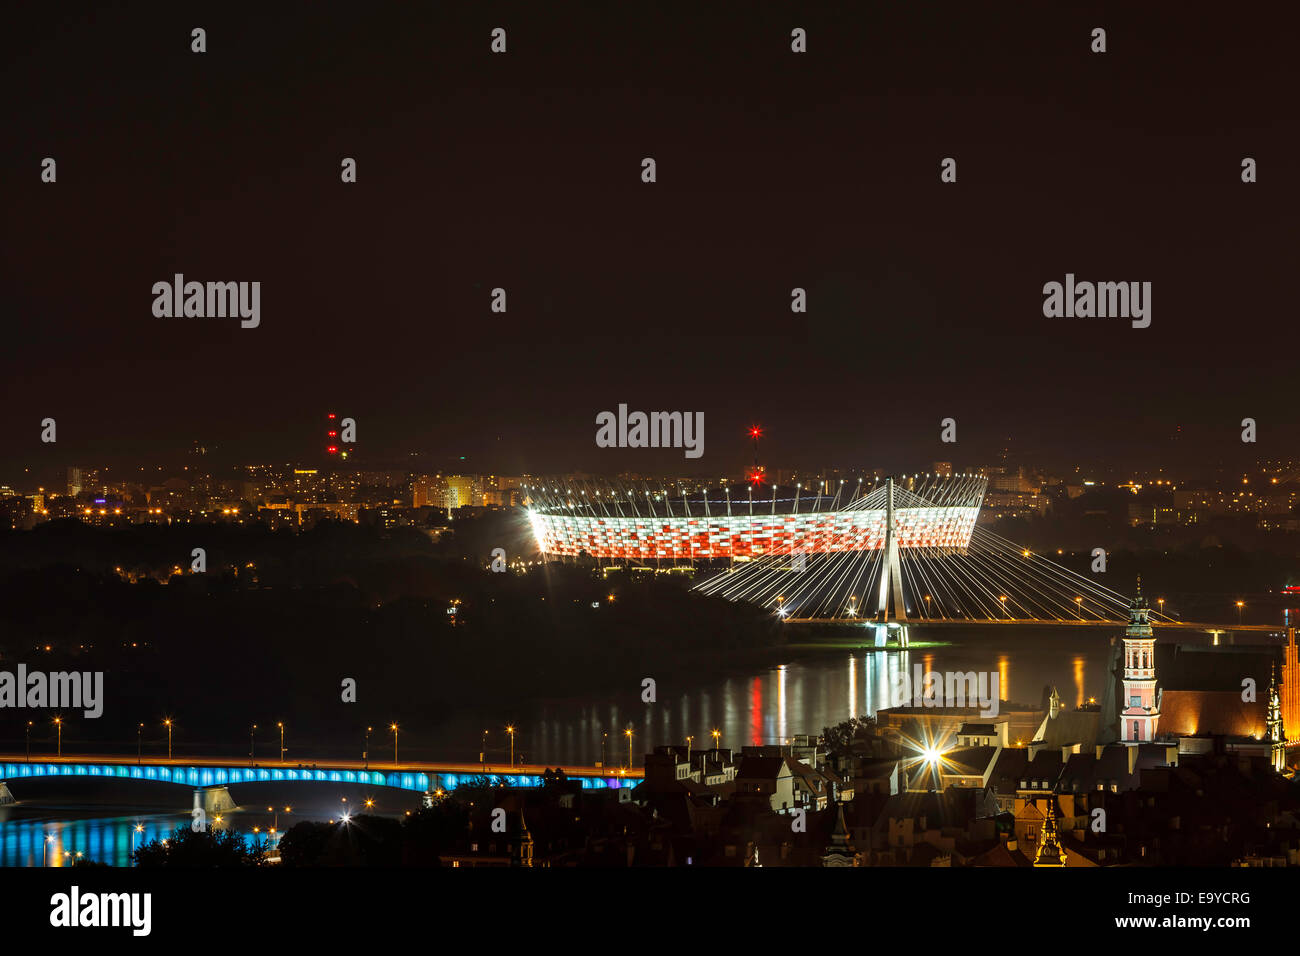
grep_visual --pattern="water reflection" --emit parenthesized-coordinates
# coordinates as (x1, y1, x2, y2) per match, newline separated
(0, 812, 188, 868)
(525, 628, 1109, 768)
(1, 629, 1114, 861)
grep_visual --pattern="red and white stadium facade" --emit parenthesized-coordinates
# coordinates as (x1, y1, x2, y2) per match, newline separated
(527, 504, 979, 562)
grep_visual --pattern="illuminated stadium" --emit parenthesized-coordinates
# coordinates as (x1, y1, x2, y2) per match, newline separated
(525, 473, 1151, 644)
(524, 474, 986, 563)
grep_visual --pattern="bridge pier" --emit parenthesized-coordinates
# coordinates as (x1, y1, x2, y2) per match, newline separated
(871, 622, 909, 648)
(194, 786, 238, 816)
(0, 781, 14, 806)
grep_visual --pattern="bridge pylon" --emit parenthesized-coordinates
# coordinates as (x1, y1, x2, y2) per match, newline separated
(873, 477, 910, 647)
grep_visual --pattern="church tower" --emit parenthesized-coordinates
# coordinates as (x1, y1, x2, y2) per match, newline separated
(1033, 803, 1068, 867)
(1120, 580, 1160, 744)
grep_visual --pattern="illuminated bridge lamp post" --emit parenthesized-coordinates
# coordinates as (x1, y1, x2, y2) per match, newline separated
(481, 730, 489, 771)
(390, 723, 399, 767)
(132, 825, 143, 861)
(999, 596, 1007, 620)
(848, 596, 857, 618)
(278, 721, 285, 763)
(43, 834, 54, 867)
(26, 721, 32, 763)
(1237, 601, 1244, 626)
(53, 716, 62, 757)
(164, 719, 173, 760)
(506, 725, 515, 767)
(250, 724, 257, 767)
(924, 595, 931, 618)
(686, 736, 693, 764)
(137, 723, 144, 765)
(1075, 596, 1082, 620)
(711, 728, 721, 754)
(1158, 597, 1165, 617)
(364, 726, 372, 770)
(625, 728, 634, 769)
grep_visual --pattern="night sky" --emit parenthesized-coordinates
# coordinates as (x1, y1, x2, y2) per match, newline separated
(3, 2, 1294, 484)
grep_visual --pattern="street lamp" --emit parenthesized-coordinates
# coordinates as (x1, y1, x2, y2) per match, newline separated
(137, 723, 144, 765)
(390, 723, 399, 766)
(164, 719, 173, 760)
(364, 726, 372, 770)
(1236, 601, 1245, 625)
(711, 728, 721, 752)
(625, 728, 634, 768)
(686, 735, 693, 764)
(25, 721, 32, 762)
(278, 721, 285, 763)
(1157, 597, 1165, 617)
(481, 730, 489, 770)
(506, 725, 515, 767)
(43, 834, 54, 867)
(132, 824, 143, 862)
(250, 724, 258, 767)
(53, 716, 62, 757)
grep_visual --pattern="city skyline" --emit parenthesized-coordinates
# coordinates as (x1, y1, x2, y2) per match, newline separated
(2, 0, 1297, 927)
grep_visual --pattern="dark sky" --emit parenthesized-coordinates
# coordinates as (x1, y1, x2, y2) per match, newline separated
(3, 2, 1294, 485)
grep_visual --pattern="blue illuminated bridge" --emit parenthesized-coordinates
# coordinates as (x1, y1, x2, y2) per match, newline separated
(0, 754, 641, 796)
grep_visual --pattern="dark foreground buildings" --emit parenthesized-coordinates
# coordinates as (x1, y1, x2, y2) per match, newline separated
(443, 593, 1300, 867)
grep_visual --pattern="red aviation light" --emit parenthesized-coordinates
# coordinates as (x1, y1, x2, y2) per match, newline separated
(749, 426, 762, 439)
(328, 430, 338, 437)
(747, 470, 764, 485)
(327, 445, 338, 454)
(328, 413, 337, 420)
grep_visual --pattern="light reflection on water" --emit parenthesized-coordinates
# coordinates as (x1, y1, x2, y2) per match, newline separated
(0, 811, 189, 868)
(1, 629, 1116, 860)
(522, 628, 1113, 768)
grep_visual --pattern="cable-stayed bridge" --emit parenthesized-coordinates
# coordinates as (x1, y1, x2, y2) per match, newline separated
(526, 473, 1271, 646)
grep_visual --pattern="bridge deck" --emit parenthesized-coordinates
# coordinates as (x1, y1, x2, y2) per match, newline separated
(787, 619, 1278, 631)
(0, 754, 641, 793)
(0, 753, 639, 776)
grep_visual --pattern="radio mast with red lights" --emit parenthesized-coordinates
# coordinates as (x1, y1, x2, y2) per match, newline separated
(748, 425, 765, 485)
(326, 412, 339, 458)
